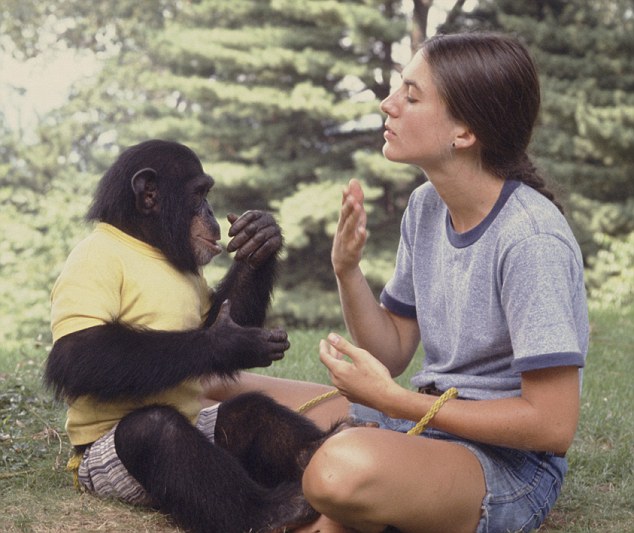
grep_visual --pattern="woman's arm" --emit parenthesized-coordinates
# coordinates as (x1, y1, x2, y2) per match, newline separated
(320, 334, 580, 455)
(333, 180, 420, 375)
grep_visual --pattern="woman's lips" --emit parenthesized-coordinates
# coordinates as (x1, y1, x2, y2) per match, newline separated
(383, 126, 396, 140)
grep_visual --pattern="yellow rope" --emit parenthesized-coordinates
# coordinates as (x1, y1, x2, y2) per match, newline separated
(407, 387, 458, 436)
(296, 389, 340, 414)
(66, 452, 83, 491)
(296, 386, 458, 435)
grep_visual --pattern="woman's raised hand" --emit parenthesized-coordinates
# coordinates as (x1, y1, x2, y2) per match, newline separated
(332, 179, 367, 278)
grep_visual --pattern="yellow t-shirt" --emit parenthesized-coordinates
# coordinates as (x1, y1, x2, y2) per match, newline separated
(51, 223, 212, 445)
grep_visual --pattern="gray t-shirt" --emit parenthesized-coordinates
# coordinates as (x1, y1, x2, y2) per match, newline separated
(380, 180, 589, 400)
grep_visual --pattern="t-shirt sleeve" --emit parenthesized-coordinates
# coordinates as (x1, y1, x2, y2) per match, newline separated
(50, 241, 122, 342)
(380, 203, 417, 319)
(501, 234, 587, 372)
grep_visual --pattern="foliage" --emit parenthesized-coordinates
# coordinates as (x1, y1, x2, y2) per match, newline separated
(0, 360, 62, 474)
(567, 195, 634, 311)
(1, 0, 424, 331)
(585, 231, 634, 310)
(567, 194, 634, 255)
(438, 0, 634, 315)
(0, 0, 633, 346)
(0, 179, 94, 351)
(0, 0, 176, 60)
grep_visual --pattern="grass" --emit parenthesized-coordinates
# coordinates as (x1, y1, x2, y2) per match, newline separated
(1, 309, 633, 532)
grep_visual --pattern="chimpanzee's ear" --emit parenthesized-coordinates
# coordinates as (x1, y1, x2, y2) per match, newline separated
(131, 167, 159, 215)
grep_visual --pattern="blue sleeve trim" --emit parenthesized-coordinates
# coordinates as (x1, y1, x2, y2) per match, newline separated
(512, 352, 585, 373)
(380, 289, 417, 319)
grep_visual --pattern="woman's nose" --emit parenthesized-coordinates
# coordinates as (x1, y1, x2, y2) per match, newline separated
(380, 93, 397, 117)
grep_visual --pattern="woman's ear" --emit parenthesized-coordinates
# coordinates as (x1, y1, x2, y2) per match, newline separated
(452, 126, 477, 150)
(130, 168, 159, 215)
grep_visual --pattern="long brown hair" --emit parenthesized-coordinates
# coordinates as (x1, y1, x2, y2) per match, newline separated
(421, 32, 563, 213)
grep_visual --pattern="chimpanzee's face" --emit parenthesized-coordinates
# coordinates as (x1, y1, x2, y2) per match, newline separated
(185, 174, 222, 266)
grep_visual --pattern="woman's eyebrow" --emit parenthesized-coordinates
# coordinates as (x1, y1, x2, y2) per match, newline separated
(403, 78, 421, 91)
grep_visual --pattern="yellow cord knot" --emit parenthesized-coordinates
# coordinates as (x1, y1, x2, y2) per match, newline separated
(407, 387, 458, 436)
(66, 452, 83, 491)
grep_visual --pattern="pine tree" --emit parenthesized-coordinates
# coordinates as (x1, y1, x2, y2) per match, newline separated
(438, 0, 634, 252)
(438, 0, 634, 308)
(3, 1, 443, 327)
(41, 0, 419, 325)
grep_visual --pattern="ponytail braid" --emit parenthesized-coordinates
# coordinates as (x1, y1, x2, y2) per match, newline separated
(505, 153, 564, 214)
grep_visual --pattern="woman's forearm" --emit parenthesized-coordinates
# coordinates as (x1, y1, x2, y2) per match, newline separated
(379, 367, 580, 455)
(336, 268, 417, 376)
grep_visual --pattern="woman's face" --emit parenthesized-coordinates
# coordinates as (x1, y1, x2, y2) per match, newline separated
(380, 52, 464, 170)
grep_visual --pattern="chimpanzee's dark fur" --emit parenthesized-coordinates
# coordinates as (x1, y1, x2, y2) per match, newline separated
(44, 140, 335, 533)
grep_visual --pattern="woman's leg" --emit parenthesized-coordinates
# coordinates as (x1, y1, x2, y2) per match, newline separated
(302, 427, 486, 533)
(200, 371, 350, 430)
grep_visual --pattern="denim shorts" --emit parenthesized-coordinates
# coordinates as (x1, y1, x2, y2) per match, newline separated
(350, 404, 567, 533)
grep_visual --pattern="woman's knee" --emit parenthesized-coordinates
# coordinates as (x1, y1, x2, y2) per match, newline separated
(303, 428, 381, 511)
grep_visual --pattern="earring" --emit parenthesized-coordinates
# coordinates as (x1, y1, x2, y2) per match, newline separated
(451, 142, 456, 148)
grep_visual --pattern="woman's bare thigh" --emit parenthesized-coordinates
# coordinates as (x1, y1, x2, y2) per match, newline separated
(303, 427, 486, 533)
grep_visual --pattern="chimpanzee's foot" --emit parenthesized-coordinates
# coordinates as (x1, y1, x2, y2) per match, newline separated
(296, 417, 371, 473)
(259, 482, 320, 533)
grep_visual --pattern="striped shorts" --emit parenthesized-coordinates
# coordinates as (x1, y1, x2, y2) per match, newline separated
(76, 404, 220, 506)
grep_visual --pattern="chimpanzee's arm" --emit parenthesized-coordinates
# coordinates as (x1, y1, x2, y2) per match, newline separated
(205, 211, 282, 328)
(206, 257, 277, 328)
(44, 302, 289, 402)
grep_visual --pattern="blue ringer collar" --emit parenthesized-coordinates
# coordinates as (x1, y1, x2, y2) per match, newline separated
(445, 179, 520, 249)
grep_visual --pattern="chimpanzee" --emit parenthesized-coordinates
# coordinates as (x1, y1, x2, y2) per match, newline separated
(44, 139, 339, 533)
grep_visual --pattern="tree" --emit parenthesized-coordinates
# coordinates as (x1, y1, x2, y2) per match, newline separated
(2, 1, 435, 333)
(438, 0, 634, 212)
(0, 0, 179, 349)
(62, 0, 421, 325)
(438, 0, 634, 309)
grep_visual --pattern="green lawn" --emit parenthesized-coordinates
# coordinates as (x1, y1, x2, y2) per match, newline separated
(1, 308, 632, 532)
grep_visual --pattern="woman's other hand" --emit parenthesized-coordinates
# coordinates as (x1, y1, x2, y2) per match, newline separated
(319, 333, 399, 410)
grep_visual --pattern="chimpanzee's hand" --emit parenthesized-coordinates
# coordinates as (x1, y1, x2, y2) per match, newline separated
(207, 300, 289, 370)
(226, 211, 283, 268)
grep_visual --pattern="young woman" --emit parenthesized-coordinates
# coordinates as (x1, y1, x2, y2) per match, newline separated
(296, 32, 589, 533)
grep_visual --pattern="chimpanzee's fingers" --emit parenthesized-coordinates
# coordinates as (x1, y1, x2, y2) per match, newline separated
(207, 300, 240, 335)
(267, 328, 290, 359)
(227, 219, 266, 252)
(227, 212, 279, 252)
(269, 351, 285, 362)
(268, 328, 289, 344)
(228, 224, 281, 260)
(237, 228, 282, 264)
(246, 237, 283, 267)
(214, 300, 232, 323)
(228, 210, 262, 237)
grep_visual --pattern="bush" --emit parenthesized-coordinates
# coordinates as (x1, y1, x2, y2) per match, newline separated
(586, 231, 634, 310)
